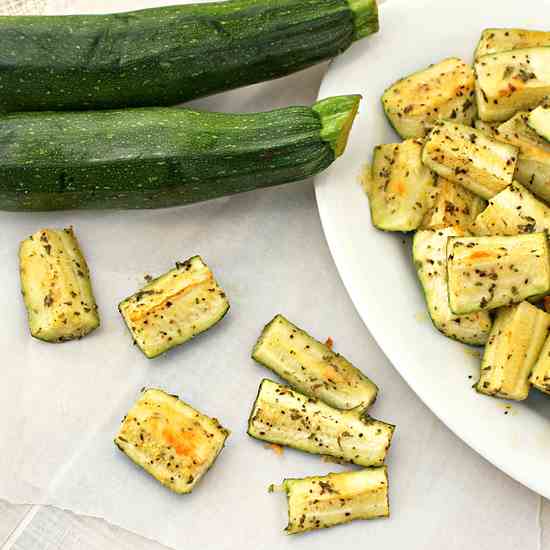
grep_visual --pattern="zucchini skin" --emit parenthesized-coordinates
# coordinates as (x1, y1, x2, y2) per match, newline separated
(0, 0, 377, 112)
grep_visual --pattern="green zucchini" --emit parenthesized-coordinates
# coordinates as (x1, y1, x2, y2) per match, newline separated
(475, 29, 550, 61)
(119, 256, 229, 359)
(252, 314, 378, 410)
(19, 227, 100, 342)
(529, 333, 550, 395)
(476, 302, 550, 401)
(0, 95, 359, 211)
(247, 379, 394, 467)
(0, 0, 377, 112)
(115, 388, 230, 494)
(273, 467, 389, 534)
(528, 102, 550, 142)
(413, 228, 492, 345)
(447, 233, 550, 315)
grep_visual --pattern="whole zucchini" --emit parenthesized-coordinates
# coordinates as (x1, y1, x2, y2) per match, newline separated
(0, 0, 378, 112)
(0, 95, 360, 211)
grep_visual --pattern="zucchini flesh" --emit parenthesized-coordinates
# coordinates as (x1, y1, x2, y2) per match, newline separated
(474, 119, 500, 138)
(381, 57, 476, 139)
(119, 256, 229, 358)
(0, 0, 377, 112)
(528, 103, 550, 142)
(279, 467, 389, 534)
(472, 182, 550, 237)
(115, 388, 229, 494)
(447, 233, 550, 315)
(247, 379, 394, 467)
(496, 112, 550, 203)
(252, 314, 378, 410)
(529, 333, 550, 395)
(422, 121, 518, 199)
(0, 95, 360, 211)
(19, 227, 99, 342)
(368, 139, 436, 231)
(475, 47, 550, 122)
(413, 228, 492, 345)
(477, 302, 550, 400)
(475, 29, 550, 61)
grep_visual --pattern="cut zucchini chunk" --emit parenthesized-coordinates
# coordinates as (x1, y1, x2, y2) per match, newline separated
(529, 333, 550, 395)
(381, 57, 476, 139)
(278, 467, 389, 534)
(447, 233, 550, 315)
(368, 139, 436, 231)
(413, 228, 492, 345)
(19, 227, 99, 342)
(420, 176, 486, 231)
(475, 47, 550, 122)
(115, 388, 229, 494)
(476, 302, 550, 400)
(472, 182, 550, 236)
(247, 379, 394, 467)
(252, 315, 378, 411)
(474, 119, 500, 138)
(119, 256, 229, 358)
(475, 28, 550, 61)
(496, 111, 550, 203)
(528, 102, 550, 142)
(422, 121, 518, 199)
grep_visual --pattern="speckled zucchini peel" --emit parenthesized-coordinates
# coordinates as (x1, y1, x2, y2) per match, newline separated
(115, 388, 230, 494)
(119, 256, 229, 359)
(19, 227, 99, 342)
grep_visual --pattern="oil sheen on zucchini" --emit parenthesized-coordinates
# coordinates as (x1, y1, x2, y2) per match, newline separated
(413, 228, 492, 345)
(0, 0, 378, 112)
(19, 227, 100, 342)
(475, 29, 550, 61)
(447, 233, 550, 315)
(530, 332, 550, 395)
(247, 379, 394, 467)
(476, 302, 550, 401)
(277, 467, 389, 534)
(381, 57, 476, 139)
(528, 102, 550, 142)
(422, 121, 518, 199)
(0, 95, 360, 211)
(115, 388, 229, 494)
(119, 256, 229, 358)
(252, 314, 378, 411)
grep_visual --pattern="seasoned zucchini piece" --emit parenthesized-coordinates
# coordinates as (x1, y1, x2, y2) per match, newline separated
(368, 139, 436, 231)
(19, 227, 99, 342)
(497, 111, 550, 203)
(381, 57, 476, 139)
(115, 388, 229, 494)
(474, 119, 500, 137)
(447, 233, 550, 314)
(413, 228, 492, 345)
(472, 182, 550, 236)
(422, 121, 518, 199)
(528, 102, 550, 142)
(420, 176, 486, 231)
(252, 315, 378, 411)
(277, 467, 389, 534)
(475, 28, 550, 61)
(247, 379, 394, 467)
(475, 48, 550, 122)
(119, 256, 229, 358)
(476, 302, 550, 400)
(529, 333, 550, 395)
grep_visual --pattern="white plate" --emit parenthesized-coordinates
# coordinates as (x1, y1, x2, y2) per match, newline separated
(315, 0, 550, 498)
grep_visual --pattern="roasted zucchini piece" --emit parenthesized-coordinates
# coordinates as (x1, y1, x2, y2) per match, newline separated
(381, 57, 476, 139)
(368, 139, 436, 231)
(413, 228, 492, 345)
(474, 119, 500, 137)
(115, 388, 229, 494)
(529, 333, 550, 395)
(528, 102, 550, 142)
(19, 227, 99, 342)
(447, 233, 550, 314)
(475, 29, 550, 61)
(422, 121, 518, 199)
(276, 467, 389, 534)
(497, 111, 550, 203)
(476, 302, 550, 400)
(119, 255, 229, 358)
(252, 315, 378, 411)
(475, 48, 550, 122)
(472, 182, 550, 236)
(247, 379, 394, 467)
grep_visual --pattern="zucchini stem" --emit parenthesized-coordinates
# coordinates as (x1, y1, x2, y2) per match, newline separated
(313, 95, 362, 158)
(347, 0, 379, 41)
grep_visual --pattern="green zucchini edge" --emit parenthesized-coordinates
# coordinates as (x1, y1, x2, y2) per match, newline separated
(348, 0, 379, 41)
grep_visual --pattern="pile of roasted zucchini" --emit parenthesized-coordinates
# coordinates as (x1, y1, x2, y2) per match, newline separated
(366, 28, 550, 401)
